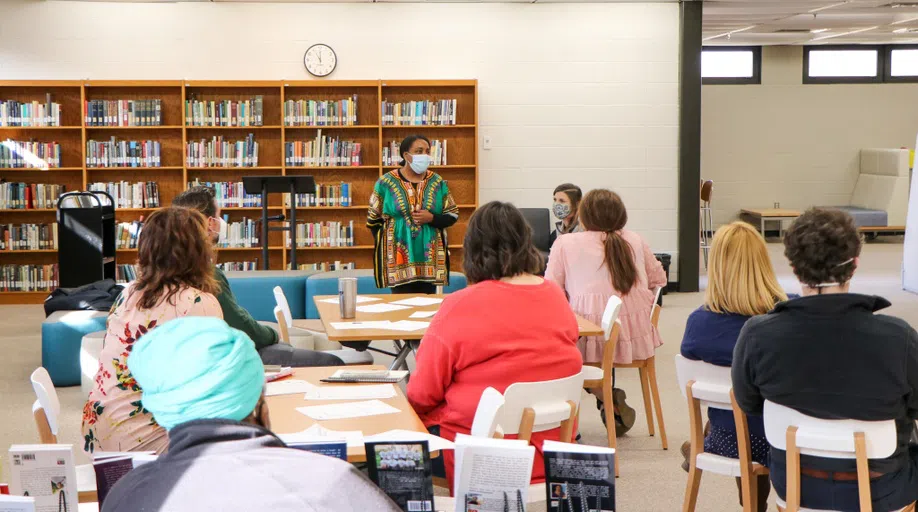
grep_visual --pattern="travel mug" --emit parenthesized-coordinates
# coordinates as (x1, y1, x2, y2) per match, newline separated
(339, 277, 357, 319)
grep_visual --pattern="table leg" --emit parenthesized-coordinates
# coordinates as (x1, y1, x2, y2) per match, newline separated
(389, 340, 413, 371)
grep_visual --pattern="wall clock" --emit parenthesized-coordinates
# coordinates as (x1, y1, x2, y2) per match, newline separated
(304, 44, 337, 77)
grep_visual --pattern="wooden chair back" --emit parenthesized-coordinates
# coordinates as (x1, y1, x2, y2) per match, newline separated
(700, 180, 714, 204)
(763, 400, 897, 512)
(30, 367, 60, 444)
(498, 373, 585, 444)
(273, 306, 291, 344)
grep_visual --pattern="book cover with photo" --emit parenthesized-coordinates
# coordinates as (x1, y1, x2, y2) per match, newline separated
(542, 441, 615, 512)
(8, 445, 77, 512)
(365, 441, 434, 512)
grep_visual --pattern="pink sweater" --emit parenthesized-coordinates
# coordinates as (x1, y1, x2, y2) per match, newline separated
(546, 229, 667, 364)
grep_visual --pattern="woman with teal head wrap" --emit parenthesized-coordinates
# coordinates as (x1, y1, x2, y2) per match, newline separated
(128, 317, 265, 430)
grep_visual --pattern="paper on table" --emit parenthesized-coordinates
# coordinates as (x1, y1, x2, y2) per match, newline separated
(408, 310, 437, 319)
(297, 399, 401, 421)
(304, 384, 396, 401)
(265, 379, 316, 397)
(390, 297, 444, 307)
(330, 321, 392, 330)
(278, 424, 365, 448)
(318, 296, 381, 305)
(364, 429, 455, 452)
(385, 320, 430, 332)
(356, 303, 412, 314)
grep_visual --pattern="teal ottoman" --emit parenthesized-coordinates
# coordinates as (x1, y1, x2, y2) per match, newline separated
(442, 272, 468, 294)
(225, 270, 318, 322)
(42, 311, 109, 387)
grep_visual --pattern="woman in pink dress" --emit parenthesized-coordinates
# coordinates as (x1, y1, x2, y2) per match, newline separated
(545, 189, 666, 435)
(81, 207, 223, 454)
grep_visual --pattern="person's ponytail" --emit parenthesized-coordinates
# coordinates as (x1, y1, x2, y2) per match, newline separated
(580, 189, 639, 295)
(603, 230, 637, 295)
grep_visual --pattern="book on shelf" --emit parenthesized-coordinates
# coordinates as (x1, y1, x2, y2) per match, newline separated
(286, 221, 355, 248)
(8, 444, 78, 511)
(92, 452, 157, 508)
(542, 440, 615, 512)
(0, 183, 65, 210)
(381, 99, 457, 126)
(285, 130, 362, 167)
(0, 264, 59, 291)
(0, 140, 61, 169)
(89, 181, 159, 209)
(84, 99, 162, 127)
(365, 440, 435, 512)
(185, 95, 264, 127)
(116, 264, 137, 283)
(217, 216, 260, 248)
(283, 182, 352, 208)
(188, 179, 262, 208)
(217, 261, 258, 271)
(453, 434, 535, 512)
(288, 261, 355, 272)
(115, 220, 144, 249)
(0, 95, 61, 127)
(0, 223, 58, 251)
(86, 138, 161, 168)
(382, 140, 446, 166)
(186, 134, 258, 168)
(284, 95, 358, 127)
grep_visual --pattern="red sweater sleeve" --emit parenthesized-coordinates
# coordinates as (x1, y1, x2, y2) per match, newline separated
(406, 329, 455, 419)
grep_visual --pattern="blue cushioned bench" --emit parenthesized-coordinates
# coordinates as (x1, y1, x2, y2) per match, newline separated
(42, 311, 109, 387)
(224, 270, 319, 322)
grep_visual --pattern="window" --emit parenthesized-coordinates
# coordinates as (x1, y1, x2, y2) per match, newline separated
(701, 47, 761, 85)
(803, 46, 882, 84)
(886, 46, 918, 82)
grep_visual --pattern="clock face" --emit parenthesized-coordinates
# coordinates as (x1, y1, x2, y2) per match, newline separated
(304, 44, 337, 77)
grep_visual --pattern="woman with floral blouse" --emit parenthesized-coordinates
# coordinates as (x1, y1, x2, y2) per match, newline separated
(82, 207, 223, 454)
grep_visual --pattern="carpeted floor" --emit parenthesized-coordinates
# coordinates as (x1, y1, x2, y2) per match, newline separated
(0, 241, 913, 511)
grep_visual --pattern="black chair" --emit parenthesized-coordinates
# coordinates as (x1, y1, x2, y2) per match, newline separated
(519, 208, 552, 272)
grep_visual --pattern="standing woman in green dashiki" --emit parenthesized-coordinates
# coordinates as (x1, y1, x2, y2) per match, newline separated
(368, 135, 459, 294)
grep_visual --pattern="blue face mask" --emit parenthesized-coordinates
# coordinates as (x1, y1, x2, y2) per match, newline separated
(409, 154, 431, 175)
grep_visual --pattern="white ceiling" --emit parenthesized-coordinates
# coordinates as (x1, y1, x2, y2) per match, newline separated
(55, 0, 918, 45)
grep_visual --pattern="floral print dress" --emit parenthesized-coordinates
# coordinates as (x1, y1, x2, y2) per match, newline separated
(81, 284, 222, 454)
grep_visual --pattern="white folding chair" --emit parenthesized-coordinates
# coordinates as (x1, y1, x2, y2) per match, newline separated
(581, 296, 623, 474)
(270, 286, 373, 365)
(496, 373, 585, 446)
(763, 400, 911, 512)
(470, 387, 506, 439)
(30, 367, 97, 504)
(675, 355, 767, 512)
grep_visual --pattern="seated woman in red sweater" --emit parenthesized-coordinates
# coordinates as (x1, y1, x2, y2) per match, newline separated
(407, 201, 584, 487)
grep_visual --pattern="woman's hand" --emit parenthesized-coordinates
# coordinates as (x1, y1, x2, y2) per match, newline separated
(412, 209, 434, 225)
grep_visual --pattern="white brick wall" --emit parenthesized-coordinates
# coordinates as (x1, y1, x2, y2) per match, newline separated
(0, 0, 681, 278)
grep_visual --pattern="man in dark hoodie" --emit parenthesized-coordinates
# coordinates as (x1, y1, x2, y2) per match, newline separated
(103, 317, 399, 512)
(733, 208, 918, 511)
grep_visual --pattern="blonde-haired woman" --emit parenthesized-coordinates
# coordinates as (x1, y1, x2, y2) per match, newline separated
(680, 221, 790, 511)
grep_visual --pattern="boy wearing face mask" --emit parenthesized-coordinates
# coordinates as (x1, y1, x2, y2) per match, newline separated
(367, 135, 459, 295)
(549, 183, 583, 248)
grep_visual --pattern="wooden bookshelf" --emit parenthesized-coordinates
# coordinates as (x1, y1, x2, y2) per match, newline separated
(0, 79, 478, 303)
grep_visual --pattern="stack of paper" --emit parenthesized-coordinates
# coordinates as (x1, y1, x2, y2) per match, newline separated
(409, 310, 437, 319)
(304, 384, 396, 401)
(296, 399, 401, 420)
(265, 379, 315, 397)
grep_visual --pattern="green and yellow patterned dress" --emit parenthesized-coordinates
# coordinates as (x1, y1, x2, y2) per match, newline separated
(367, 169, 459, 288)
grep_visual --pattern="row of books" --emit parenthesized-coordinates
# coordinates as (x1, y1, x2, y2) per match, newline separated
(285, 133, 362, 167)
(381, 99, 457, 126)
(89, 182, 160, 209)
(285, 220, 355, 248)
(0, 96, 61, 127)
(0, 223, 58, 251)
(217, 217, 260, 248)
(0, 183, 65, 210)
(288, 261, 355, 271)
(382, 139, 447, 166)
(185, 96, 264, 127)
(0, 264, 58, 291)
(0, 140, 61, 168)
(217, 261, 258, 271)
(116, 264, 137, 282)
(84, 99, 163, 127)
(115, 220, 144, 249)
(185, 134, 258, 168)
(188, 180, 261, 208)
(284, 96, 358, 126)
(86, 138, 161, 168)
(284, 183, 353, 207)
